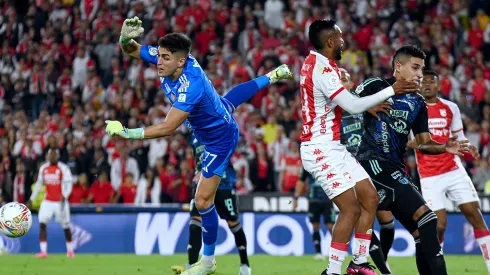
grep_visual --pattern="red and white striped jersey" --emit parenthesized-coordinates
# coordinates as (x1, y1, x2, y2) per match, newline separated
(30, 162, 73, 202)
(299, 51, 344, 144)
(415, 98, 464, 178)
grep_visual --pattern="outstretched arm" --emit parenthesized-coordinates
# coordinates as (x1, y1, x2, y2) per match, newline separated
(332, 86, 394, 114)
(105, 107, 189, 140)
(143, 107, 189, 138)
(119, 16, 145, 60)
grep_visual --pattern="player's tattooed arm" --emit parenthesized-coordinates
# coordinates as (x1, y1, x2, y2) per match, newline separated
(143, 107, 190, 138)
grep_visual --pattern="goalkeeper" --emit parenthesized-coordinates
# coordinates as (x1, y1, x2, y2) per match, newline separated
(107, 17, 292, 275)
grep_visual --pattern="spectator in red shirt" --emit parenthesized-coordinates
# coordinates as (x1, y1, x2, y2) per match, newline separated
(175, 161, 193, 203)
(69, 173, 89, 203)
(87, 172, 114, 204)
(278, 141, 302, 193)
(468, 67, 490, 103)
(115, 173, 137, 204)
(162, 163, 179, 202)
(466, 18, 484, 51)
(250, 144, 274, 192)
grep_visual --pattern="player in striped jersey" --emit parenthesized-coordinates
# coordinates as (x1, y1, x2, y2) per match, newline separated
(300, 19, 419, 275)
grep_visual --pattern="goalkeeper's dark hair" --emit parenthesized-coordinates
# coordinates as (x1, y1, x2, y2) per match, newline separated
(392, 45, 426, 70)
(158, 33, 192, 55)
(308, 19, 337, 50)
(423, 69, 439, 80)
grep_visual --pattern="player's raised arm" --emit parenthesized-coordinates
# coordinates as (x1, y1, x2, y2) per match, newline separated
(119, 16, 145, 60)
(328, 77, 419, 114)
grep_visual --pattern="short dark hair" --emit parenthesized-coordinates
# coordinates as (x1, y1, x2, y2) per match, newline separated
(423, 69, 439, 80)
(158, 33, 192, 55)
(392, 45, 426, 70)
(308, 19, 337, 50)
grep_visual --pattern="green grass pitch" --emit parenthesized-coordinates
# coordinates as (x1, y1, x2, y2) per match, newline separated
(0, 254, 485, 275)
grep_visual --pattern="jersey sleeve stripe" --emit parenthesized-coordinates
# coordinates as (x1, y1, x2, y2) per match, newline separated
(451, 128, 463, 133)
(329, 87, 345, 100)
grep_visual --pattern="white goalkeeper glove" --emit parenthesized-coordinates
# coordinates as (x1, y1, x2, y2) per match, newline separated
(120, 16, 144, 42)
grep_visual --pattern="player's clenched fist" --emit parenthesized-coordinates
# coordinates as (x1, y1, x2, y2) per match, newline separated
(121, 16, 144, 39)
(105, 120, 144, 140)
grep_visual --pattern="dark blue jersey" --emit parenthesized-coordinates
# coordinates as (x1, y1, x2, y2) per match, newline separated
(341, 112, 364, 155)
(355, 77, 429, 169)
(190, 132, 236, 190)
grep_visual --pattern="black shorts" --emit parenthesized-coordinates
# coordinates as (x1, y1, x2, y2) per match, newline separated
(308, 200, 336, 224)
(190, 187, 239, 222)
(360, 159, 426, 233)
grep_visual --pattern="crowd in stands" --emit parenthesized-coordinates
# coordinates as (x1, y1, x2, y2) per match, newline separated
(0, 0, 490, 205)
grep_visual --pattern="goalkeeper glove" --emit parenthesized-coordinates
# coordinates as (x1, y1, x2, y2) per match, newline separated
(120, 16, 144, 43)
(105, 120, 144, 140)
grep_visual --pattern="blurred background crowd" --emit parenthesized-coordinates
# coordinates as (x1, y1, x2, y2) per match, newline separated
(0, 0, 490, 205)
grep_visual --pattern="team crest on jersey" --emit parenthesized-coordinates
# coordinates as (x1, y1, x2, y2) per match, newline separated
(149, 47, 158, 56)
(440, 109, 447, 117)
(328, 75, 340, 86)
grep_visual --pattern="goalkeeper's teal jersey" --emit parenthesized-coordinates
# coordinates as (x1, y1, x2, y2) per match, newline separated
(140, 45, 238, 155)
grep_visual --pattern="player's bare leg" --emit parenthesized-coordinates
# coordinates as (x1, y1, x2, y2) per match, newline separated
(183, 175, 221, 275)
(459, 202, 490, 273)
(412, 205, 447, 274)
(36, 223, 48, 258)
(321, 188, 361, 275)
(227, 220, 251, 275)
(346, 179, 378, 275)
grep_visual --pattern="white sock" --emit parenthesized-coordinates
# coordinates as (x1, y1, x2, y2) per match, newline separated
(475, 231, 490, 273)
(40, 241, 47, 253)
(327, 242, 348, 274)
(201, 255, 215, 266)
(352, 232, 372, 264)
(66, 241, 74, 253)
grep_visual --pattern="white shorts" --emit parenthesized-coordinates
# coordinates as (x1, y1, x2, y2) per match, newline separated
(301, 141, 370, 200)
(38, 200, 71, 228)
(421, 168, 479, 211)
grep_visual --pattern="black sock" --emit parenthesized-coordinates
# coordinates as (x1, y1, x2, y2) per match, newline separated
(369, 233, 391, 274)
(379, 219, 395, 261)
(230, 223, 249, 266)
(188, 220, 202, 265)
(313, 230, 321, 254)
(415, 237, 431, 275)
(417, 211, 447, 275)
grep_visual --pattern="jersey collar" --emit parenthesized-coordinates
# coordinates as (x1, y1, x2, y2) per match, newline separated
(309, 51, 339, 68)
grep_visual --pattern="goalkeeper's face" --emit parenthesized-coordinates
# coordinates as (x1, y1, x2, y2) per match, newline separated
(157, 47, 187, 78)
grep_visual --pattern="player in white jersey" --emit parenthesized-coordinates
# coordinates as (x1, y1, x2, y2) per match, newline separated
(301, 19, 420, 275)
(27, 149, 74, 258)
(409, 70, 490, 273)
